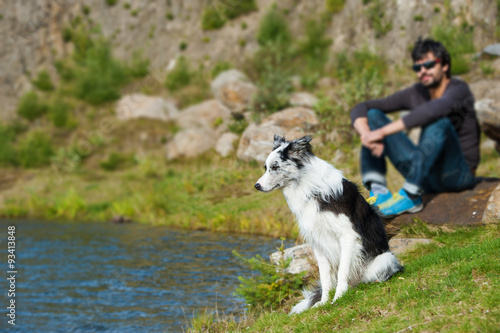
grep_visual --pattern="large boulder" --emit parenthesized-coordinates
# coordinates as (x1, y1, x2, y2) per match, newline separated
(475, 99, 500, 153)
(211, 70, 257, 115)
(165, 100, 232, 160)
(176, 99, 232, 130)
(289, 92, 318, 109)
(482, 44, 500, 57)
(236, 107, 319, 162)
(116, 94, 179, 121)
(269, 238, 432, 276)
(215, 132, 239, 157)
(387, 179, 500, 227)
(165, 127, 217, 160)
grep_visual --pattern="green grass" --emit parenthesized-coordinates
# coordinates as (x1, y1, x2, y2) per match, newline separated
(189, 224, 500, 332)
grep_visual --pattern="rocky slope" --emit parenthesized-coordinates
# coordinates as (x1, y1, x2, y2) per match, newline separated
(1, 0, 497, 119)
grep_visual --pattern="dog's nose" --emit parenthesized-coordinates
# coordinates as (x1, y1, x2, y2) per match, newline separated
(254, 183, 262, 191)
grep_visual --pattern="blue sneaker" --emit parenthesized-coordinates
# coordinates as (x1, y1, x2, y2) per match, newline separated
(366, 191, 392, 206)
(378, 188, 423, 216)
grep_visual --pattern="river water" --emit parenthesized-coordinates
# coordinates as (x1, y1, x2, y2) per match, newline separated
(0, 220, 294, 332)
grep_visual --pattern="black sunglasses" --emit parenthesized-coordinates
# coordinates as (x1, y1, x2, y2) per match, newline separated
(412, 59, 441, 72)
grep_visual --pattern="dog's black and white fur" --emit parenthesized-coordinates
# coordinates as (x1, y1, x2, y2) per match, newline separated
(254, 135, 403, 314)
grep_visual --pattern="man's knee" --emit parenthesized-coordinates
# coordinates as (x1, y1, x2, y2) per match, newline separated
(367, 109, 390, 129)
(420, 118, 454, 145)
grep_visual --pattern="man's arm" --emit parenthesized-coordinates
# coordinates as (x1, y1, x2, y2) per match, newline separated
(355, 118, 406, 157)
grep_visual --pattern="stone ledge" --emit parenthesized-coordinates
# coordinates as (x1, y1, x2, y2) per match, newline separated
(270, 238, 433, 276)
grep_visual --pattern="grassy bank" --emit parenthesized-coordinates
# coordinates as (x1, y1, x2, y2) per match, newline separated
(189, 223, 500, 332)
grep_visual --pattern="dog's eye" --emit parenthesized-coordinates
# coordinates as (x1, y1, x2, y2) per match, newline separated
(271, 165, 279, 171)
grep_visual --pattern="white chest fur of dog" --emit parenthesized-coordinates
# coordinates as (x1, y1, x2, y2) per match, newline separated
(255, 135, 403, 314)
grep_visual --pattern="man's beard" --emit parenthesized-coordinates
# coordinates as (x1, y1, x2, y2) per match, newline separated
(421, 73, 443, 88)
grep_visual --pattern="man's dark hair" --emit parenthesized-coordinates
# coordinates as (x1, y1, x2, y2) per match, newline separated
(411, 37, 451, 78)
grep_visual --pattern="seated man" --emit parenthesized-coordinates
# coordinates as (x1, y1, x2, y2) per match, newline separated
(350, 38, 480, 216)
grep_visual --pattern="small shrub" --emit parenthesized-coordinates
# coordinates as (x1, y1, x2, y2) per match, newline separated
(16, 91, 48, 121)
(366, 0, 394, 38)
(0, 124, 18, 167)
(179, 41, 188, 51)
(165, 56, 192, 91)
(333, 47, 387, 81)
(256, 7, 291, 46)
(414, 14, 424, 21)
(17, 132, 55, 168)
(228, 118, 248, 134)
(82, 5, 90, 16)
(326, 0, 346, 14)
(100, 152, 136, 171)
(106, 0, 118, 6)
(128, 50, 149, 78)
(123, 2, 130, 10)
(480, 62, 495, 76)
(432, 18, 475, 75)
(224, 0, 258, 19)
(32, 70, 55, 91)
(233, 247, 307, 309)
(201, 6, 226, 31)
(73, 39, 129, 104)
(297, 19, 332, 72)
(54, 59, 76, 81)
(211, 61, 232, 79)
(166, 12, 174, 20)
(48, 98, 71, 128)
(201, 0, 257, 31)
(62, 27, 72, 42)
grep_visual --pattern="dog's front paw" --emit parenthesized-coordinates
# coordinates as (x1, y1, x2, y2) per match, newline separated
(312, 299, 327, 308)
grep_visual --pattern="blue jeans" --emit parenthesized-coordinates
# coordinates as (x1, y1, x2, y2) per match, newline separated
(361, 109, 475, 195)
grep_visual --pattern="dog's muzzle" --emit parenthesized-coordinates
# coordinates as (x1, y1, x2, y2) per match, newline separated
(254, 183, 262, 191)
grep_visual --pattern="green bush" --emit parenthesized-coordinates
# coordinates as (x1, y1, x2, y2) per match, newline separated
(32, 70, 55, 91)
(234, 247, 308, 309)
(165, 56, 193, 91)
(0, 124, 18, 167)
(334, 47, 387, 80)
(201, 6, 226, 31)
(128, 50, 150, 78)
(365, 0, 393, 38)
(48, 98, 71, 128)
(100, 152, 136, 171)
(106, 0, 118, 6)
(16, 91, 48, 121)
(256, 7, 291, 46)
(201, 0, 257, 31)
(326, 0, 346, 14)
(224, 0, 258, 19)
(17, 132, 55, 168)
(73, 39, 129, 104)
(210, 61, 232, 79)
(432, 21, 475, 75)
(297, 19, 332, 72)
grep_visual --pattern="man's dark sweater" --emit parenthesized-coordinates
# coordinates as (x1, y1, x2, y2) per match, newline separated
(350, 78, 480, 172)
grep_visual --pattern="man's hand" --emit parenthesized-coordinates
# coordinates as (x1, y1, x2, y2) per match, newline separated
(361, 129, 385, 157)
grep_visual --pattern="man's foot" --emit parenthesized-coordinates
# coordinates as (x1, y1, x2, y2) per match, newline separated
(378, 188, 423, 216)
(366, 191, 393, 206)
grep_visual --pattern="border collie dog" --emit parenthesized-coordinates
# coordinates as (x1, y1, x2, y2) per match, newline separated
(254, 135, 403, 314)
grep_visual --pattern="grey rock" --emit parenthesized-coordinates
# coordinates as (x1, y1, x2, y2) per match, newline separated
(236, 107, 319, 163)
(483, 44, 500, 57)
(116, 94, 179, 121)
(211, 70, 257, 114)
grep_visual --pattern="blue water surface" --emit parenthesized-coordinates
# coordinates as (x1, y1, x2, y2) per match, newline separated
(0, 220, 294, 332)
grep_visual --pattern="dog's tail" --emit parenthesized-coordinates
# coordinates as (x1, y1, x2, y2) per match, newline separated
(289, 286, 322, 315)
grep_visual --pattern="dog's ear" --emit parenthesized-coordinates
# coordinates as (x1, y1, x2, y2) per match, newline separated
(288, 136, 313, 157)
(273, 134, 287, 150)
